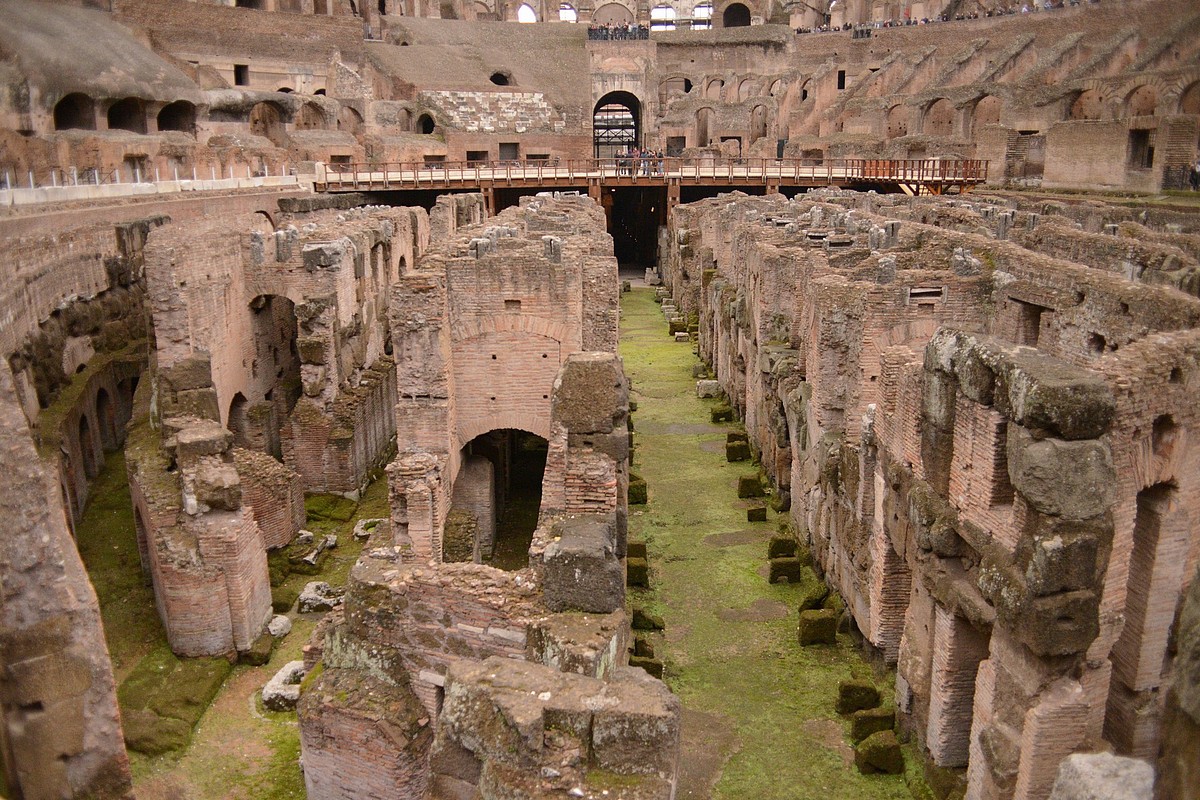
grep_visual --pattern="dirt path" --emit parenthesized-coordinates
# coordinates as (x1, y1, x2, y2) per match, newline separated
(620, 287, 921, 800)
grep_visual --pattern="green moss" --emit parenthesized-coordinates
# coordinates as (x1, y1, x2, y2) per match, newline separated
(619, 287, 920, 800)
(304, 493, 358, 523)
(117, 644, 232, 755)
(298, 661, 325, 695)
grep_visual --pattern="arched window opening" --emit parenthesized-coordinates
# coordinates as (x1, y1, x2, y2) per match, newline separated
(559, 3, 578, 21)
(750, 104, 768, 143)
(249, 101, 286, 145)
(593, 2, 634, 25)
(157, 101, 197, 134)
(295, 102, 325, 130)
(1180, 81, 1200, 115)
(379, 0, 387, 15)
(416, 113, 435, 134)
(337, 106, 364, 136)
(107, 97, 147, 134)
(651, 4, 676, 30)
(453, 429, 549, 570)
(973, 95, 1002, 134)
(517, 3, 537, 22)
(692, 1, 713, 28)
(1125, 85, 1157, 118)
(54, 93, 96, 131)
(722, 2, 750, 27)
(490, 71, 512, 86)
(924, 98, 955, 137)
(593, 91, 640, 158)
(886, 105, 908, 138)
(1069, 89, 1103, 121)
(228, 393, 250, 449)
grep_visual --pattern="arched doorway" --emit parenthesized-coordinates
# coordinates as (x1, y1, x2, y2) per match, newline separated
(593, 91, 640, 158)
(107, 98, 147, 134)
(157, 101, 197, 134)
(228, 392, 250, 449)
(79, 413, 98, 479)
(248, 294, 301, 460)
(722, 2, 750, 27)
(95, 388, 117, 451)
(454, 429, 549, 570)
(54, 93, 96, 131)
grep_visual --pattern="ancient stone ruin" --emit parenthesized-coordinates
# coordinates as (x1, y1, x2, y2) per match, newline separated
(0, 1, 1198, 799)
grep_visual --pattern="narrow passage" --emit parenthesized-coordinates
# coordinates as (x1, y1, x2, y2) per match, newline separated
(620, 286, 919, 800)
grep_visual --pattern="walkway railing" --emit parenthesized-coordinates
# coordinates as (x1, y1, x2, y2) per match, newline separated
(314, 157, 988, 192)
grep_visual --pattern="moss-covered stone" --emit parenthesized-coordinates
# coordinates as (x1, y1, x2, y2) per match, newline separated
(628, 473, 648, 505)
(726, 431, 749, 444)
(768, 557, 805, 584)
(794, 567, 829, 611)
(629, 655, 664, 679)
(273, 584, 300, 613)
(711, 405, 734, 423)
(631, 607, 665, 631)
(797, 609, 838, 645)
(268, 548, 291, 587)
(737, 474, 765, 498)
(241, 632, 274, 666)
(822, 591, 846, 613)
(122, 708, 193, 756)
(633, 637, 655, 658)
(747, 505, 767, 522)
(851, 707, 896, 742)
(304, 493, 357, 523)
(837, 679, 881, 714)
(768, 536, 797, 559)
(627, 557, 650, 588)
(854, 730, 904, 775)
(726, 440, 752, 462)
(626, 540, 648, 560)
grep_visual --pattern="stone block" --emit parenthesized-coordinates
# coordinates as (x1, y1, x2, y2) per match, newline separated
(626, 557, 650, 588)
(553, 352, 629, 434)
(262, 661, 306, 711)
(629, 656, 664, 679)
(632, 607, 665, 631)
(298, 581, 340, 614)
(711, 404, 734, 423)
(837, 680, 881, 714)
(1048, 752, 1154, 800)
(627, 540, 648, 560)
(737, 474, 765, 498)
(267, 615, 292, 638)
(629, 474, 648, 505)
(797, 609, 838, 645)
(794, 568, 829, 611)
(727, 440, 752, 462)
(674, 331, 689, 342)
(697, 379, 722, 398)
(1007, 428, 1115, 521)
(194, 459, 242, 511)
(633, 637, 655, 658)
(542, 515, 624, 613)
(747, 505, 767, 522)
(769, 557, 808, 586)
(241, 632, 274, 666)
(854, 730, 904, 775)
(850, 707, 896, 742)
(768, 536, 797, 559)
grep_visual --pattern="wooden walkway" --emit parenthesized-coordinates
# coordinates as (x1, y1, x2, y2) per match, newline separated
(314, 157, 988, 203)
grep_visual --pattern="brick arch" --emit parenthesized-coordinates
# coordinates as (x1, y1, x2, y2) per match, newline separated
(457, 413, 551, 450)
(1123, 84, 1159, 117)
(922, 98, 956, 138)
(450, 313, 572, 346)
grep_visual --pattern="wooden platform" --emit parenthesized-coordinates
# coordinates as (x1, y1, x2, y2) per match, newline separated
(314, 157, 989, 201)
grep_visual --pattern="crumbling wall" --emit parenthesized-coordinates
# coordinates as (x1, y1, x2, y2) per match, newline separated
(0, 363, 133, 800)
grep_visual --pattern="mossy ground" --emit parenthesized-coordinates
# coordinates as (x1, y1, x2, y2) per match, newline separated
(621, 287, 925, 799)
(74, 448, 387, 798)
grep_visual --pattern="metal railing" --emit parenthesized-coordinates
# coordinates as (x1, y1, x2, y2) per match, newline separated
(315, 157, 988, 191)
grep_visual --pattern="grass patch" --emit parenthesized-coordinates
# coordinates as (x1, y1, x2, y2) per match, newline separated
(620, 287, 922, 799)
(118, 645, 232, 756)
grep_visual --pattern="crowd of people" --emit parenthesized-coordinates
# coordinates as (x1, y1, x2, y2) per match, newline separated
(795, 0, 1099, 36)
(587, 22, 650, 40)
(611, 147, 666, 176)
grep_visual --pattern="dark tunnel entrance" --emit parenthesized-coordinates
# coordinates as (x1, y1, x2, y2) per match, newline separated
(451, 429, 548, 570)
(604, 185, 666, 268)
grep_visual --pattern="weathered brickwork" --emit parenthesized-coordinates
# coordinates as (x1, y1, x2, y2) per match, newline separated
(662, 189, 1200, 800)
